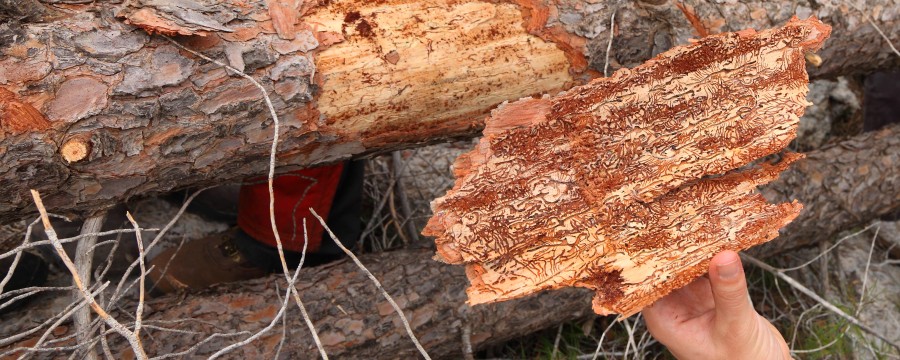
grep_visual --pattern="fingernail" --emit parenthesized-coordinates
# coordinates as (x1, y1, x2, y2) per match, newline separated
(717, 258, 741, 279)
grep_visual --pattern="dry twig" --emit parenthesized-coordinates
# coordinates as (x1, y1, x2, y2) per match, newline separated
(551, 323, 564, 359)
(868, 18, 900, 58)
(208, 236, 306, 359)
(124, 212, 146, 346)
(0, 217, 41, 294)
(163, 35, 329, 359)
(5, 284, 107, 358)
(392, 151, 420, 244)
(603, 2, 619, 77)
(590, 318, 619, 360)
(73, 214, 105, 360)
(742, 254, 900, 352)
(29, 190, 148, 359)
(0, 227, 157, 261)
(108, 188, 210, 308)
(312, 208, 432, 360)
(461, 321, 474, 360)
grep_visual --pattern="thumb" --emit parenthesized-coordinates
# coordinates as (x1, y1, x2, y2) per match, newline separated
(708, 250, 756, 334)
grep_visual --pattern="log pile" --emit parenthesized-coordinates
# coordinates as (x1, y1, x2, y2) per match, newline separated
(5, 122, 898, 358)
(2, 0, 900, 358)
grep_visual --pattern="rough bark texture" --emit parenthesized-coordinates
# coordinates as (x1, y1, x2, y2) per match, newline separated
(424, 18, 829, 317)
(2, 0, 899, 224)
(0, 0, 57, 23)
(754, 124, 900, 256)
(2, 249, 595, 359)
(0, 0, 578, 223)
(565, 0, 900, 78)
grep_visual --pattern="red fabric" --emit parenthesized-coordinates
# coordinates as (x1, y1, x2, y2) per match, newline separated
(237, 164, 344, 252)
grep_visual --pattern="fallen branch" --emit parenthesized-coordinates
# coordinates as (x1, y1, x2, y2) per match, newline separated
(28, 190, 147, 360)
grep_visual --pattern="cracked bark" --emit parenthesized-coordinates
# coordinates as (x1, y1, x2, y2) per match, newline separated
(1, 0, 899, 224)
(753, 124, 900, 256)
(3, 123, 897, 358)
(0, 0, 56, 23)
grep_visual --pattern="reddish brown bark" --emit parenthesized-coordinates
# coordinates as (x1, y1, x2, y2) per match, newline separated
(424, 18, 829, 317)
(0, 0, 579, 223)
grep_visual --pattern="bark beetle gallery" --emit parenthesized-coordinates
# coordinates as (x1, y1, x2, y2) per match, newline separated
(425, 18, 832, 317)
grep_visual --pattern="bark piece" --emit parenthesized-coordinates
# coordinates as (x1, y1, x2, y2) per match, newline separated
(116, 0, 236, 36)
(0, 88, 49, 136)
(266, 0, 299, 40)
(469, 156, 803, 316)
(424, 18, 830, 317)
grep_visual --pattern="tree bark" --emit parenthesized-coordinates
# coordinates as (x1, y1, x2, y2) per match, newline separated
(3, 125, 898, 359)
(1, 0, 899, 223)
(754, 124, 900, 256)
(0, 0, 57, 23)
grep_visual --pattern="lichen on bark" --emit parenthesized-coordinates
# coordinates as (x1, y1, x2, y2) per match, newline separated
(424, 17, 832, 317)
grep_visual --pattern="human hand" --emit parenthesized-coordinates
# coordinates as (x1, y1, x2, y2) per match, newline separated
(642, 250, 791, 360)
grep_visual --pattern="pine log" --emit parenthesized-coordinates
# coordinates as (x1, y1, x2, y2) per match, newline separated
(4, 122, 898, 359)
(1, 0, 899, 223)
(754, 124, 900, 256)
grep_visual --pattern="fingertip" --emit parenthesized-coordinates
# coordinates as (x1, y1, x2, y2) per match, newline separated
(710, 250, 740, 268)
(708, 251, 755, 332)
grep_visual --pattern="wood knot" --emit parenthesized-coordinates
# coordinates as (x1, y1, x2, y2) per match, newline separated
(61, 136, 92, 163)
(804, 52, 823, 67)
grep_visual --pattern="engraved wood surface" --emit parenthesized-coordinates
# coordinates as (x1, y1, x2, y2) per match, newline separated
(424, 18, 832, 317)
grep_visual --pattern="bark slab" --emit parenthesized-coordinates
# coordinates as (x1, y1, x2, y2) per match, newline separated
(424, 18, 828, 317)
